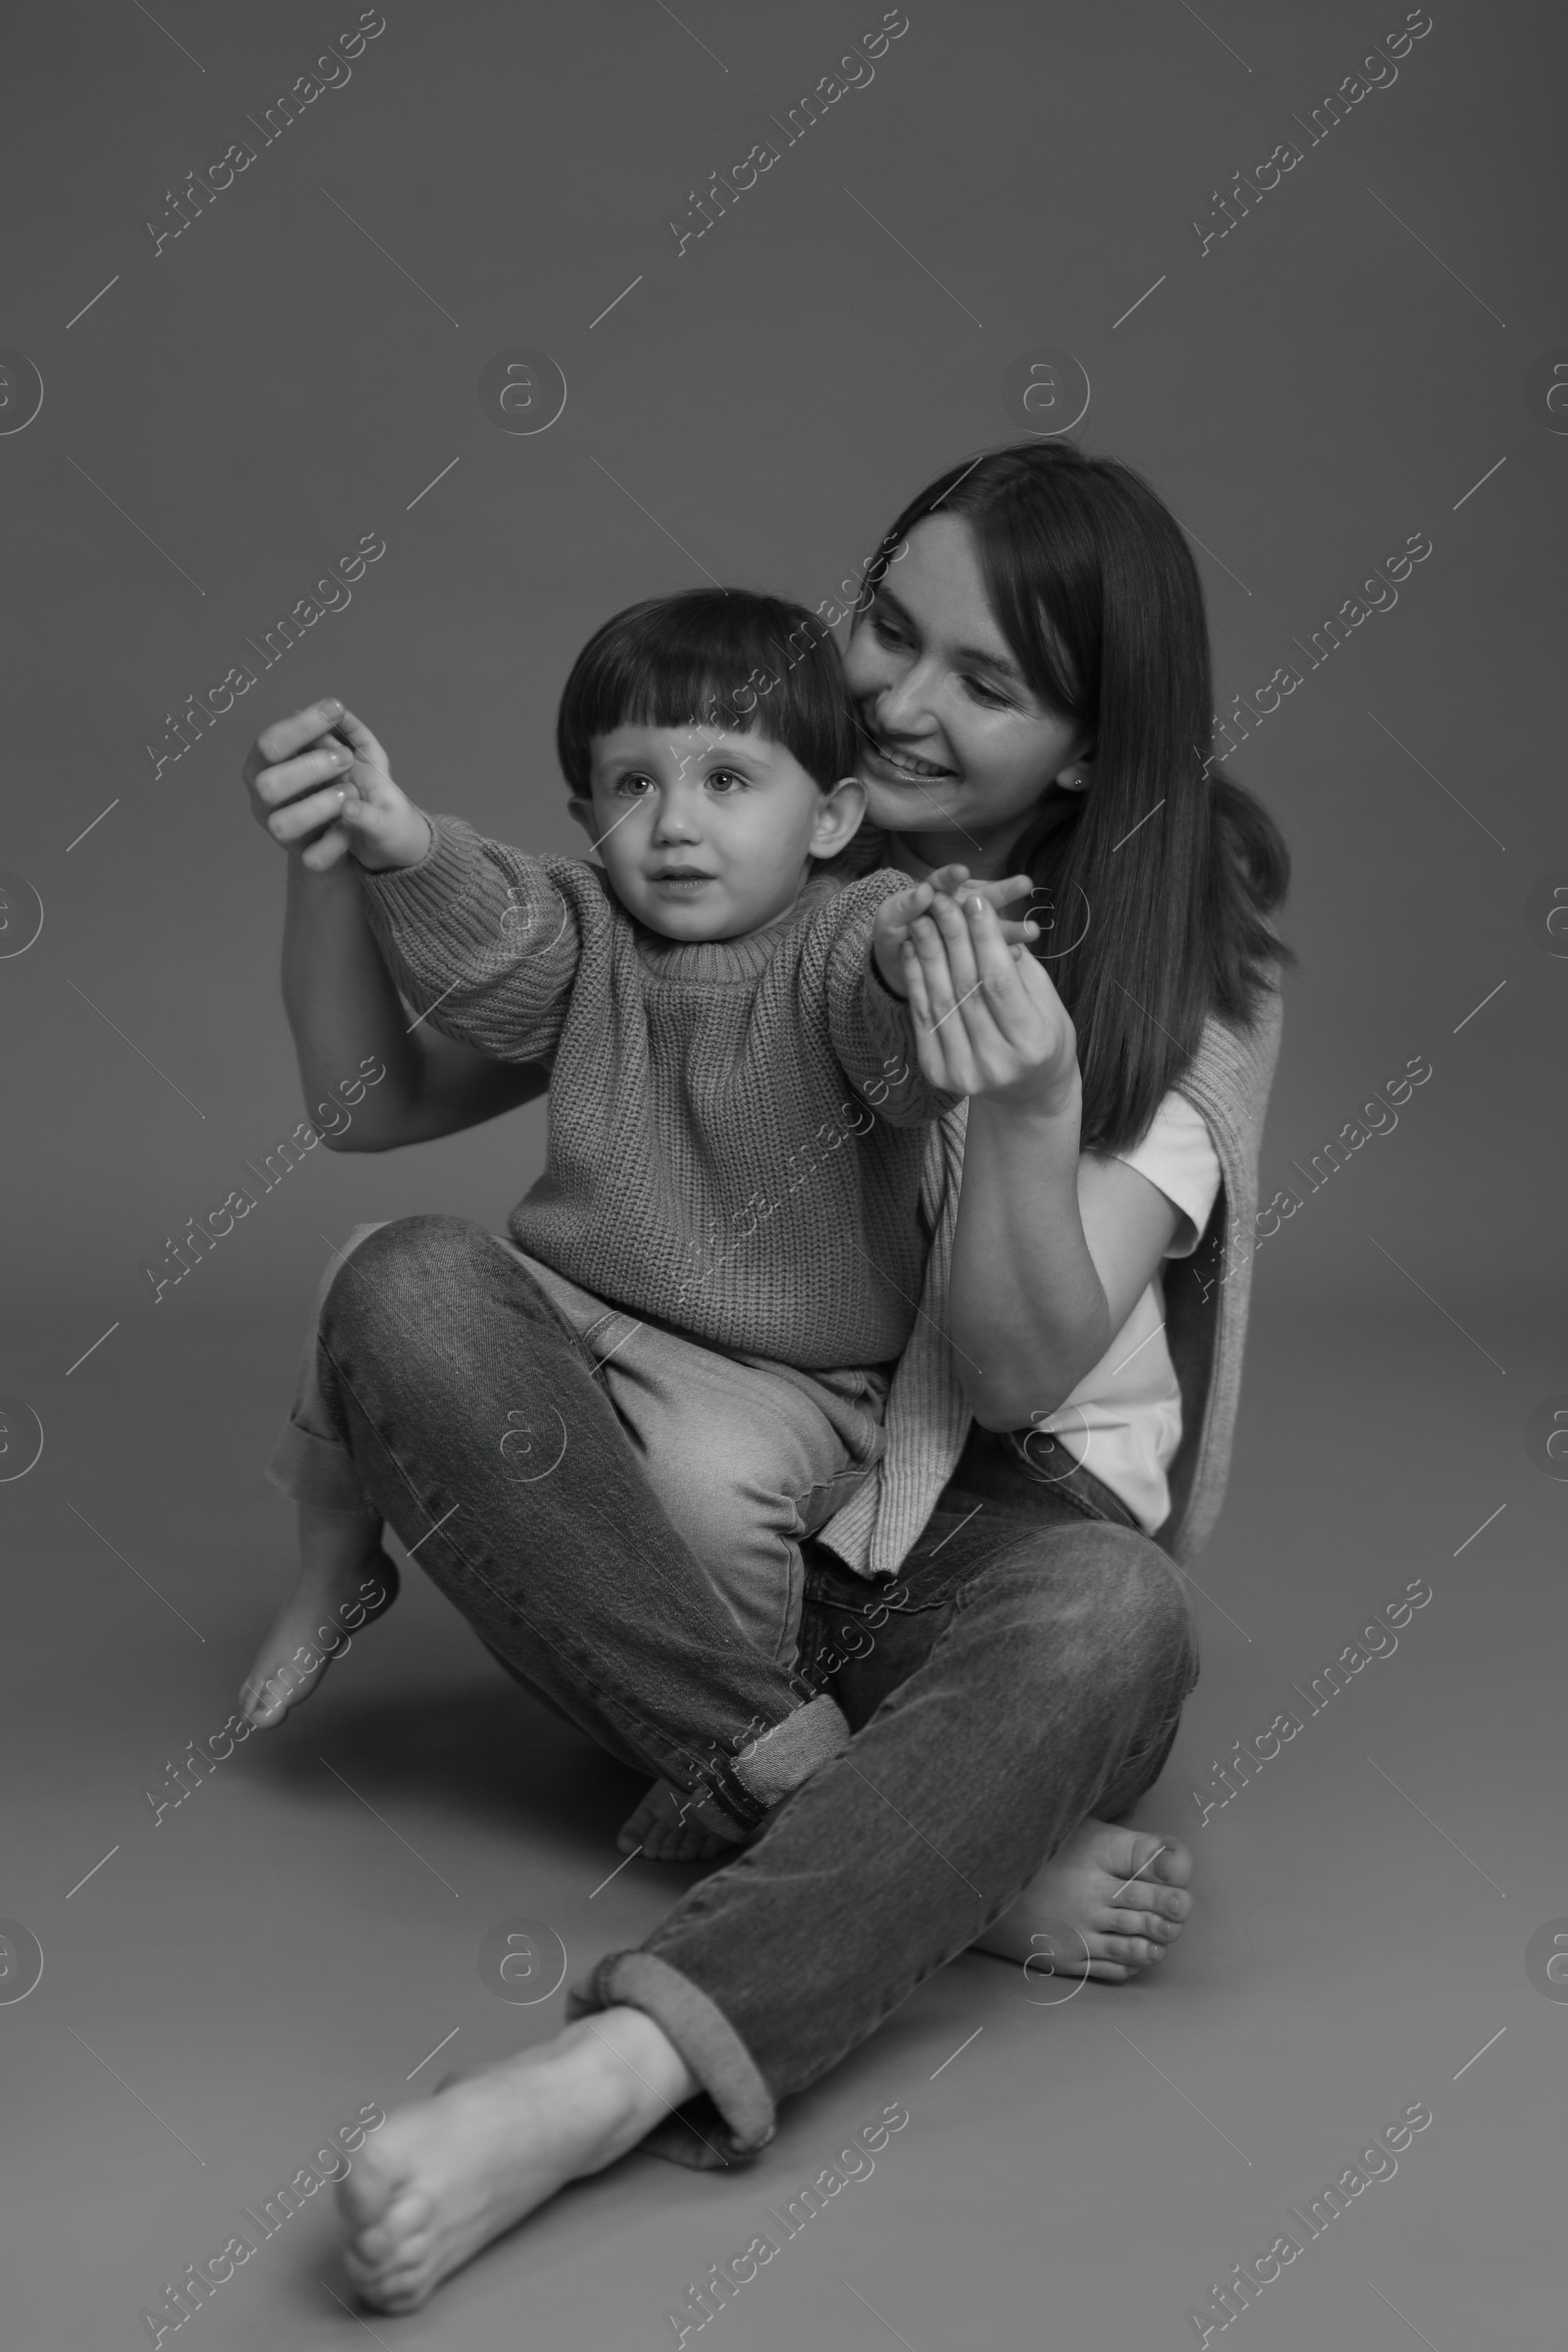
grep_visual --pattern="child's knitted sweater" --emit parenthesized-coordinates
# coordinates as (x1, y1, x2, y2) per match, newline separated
(359, 818, 952, 1369)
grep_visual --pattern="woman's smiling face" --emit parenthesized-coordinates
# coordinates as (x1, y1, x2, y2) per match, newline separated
(843, 513, 1090, 875)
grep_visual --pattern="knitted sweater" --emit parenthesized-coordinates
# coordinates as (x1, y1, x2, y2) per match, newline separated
(359, 819, 952, 1369)
(818, 987, 1285, 1574)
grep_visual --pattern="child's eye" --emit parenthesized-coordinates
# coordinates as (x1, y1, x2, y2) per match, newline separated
(706, 768, 748, 794)
(613, 772, 655, 796)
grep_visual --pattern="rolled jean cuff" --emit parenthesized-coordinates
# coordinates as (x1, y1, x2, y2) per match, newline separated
(265, 1419, 376, 1515)
(566, 1950, 775, 2171)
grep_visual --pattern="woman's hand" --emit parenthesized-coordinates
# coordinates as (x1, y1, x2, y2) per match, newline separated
(903, 890, 1080, 1115)
(242, 701, 421, 872)
(872, 869, 1037, 999)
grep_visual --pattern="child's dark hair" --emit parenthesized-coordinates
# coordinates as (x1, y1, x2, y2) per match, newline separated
(557, 589, 857, 795)
(862, 441, 1293, 1156)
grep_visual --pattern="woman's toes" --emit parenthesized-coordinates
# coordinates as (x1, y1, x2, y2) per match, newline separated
(354, 2189, 429, 2264)
(335, 2154, 400, 2231)
(1155, 1837, 1195, 1886)
(1094, 1932, 1162, 1970)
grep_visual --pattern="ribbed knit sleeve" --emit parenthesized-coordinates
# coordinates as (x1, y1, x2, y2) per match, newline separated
(358, 816, 587, 1064)
(819, 871, 958, 1129)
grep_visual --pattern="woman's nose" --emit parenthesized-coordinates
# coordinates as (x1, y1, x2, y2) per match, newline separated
(872, 654, 939, 740)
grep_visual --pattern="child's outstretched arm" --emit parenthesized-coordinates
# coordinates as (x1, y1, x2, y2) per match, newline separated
(243, 700, 550, 1149)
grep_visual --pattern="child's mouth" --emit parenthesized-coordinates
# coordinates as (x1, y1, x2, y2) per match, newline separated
(650, 870, 716, 892)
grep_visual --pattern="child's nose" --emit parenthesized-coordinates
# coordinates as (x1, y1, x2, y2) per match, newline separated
(651, 788, 703, 842)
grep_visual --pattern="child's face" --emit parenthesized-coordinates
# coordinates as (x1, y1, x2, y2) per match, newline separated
(570, 724, 864, 941)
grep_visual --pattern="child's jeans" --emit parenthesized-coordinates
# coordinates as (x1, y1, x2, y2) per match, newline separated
(265, 1224, 889, 1665)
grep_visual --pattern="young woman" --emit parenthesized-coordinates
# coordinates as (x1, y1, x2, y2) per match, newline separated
(239, 440, 1288, 2313)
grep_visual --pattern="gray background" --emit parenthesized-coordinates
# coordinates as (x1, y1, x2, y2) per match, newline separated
(1, 3, 1563, 2347)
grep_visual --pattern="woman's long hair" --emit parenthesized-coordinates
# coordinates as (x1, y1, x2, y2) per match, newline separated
(865, 442, 1291, 1154)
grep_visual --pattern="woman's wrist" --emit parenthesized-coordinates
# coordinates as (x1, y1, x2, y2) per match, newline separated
(971, 1066, 1082, 1135)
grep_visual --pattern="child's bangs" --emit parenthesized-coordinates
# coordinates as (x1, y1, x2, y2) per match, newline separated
(557, 589, 857, 794)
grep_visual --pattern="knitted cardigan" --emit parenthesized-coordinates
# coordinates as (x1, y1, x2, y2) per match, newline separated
(818, 987, 1285, 1575)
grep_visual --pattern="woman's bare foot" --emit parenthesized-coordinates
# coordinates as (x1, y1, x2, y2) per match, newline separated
(616, 1779, 734, 1863)
(338, 2007, 697, 2312)
(972, 1820, 1194, 1983)
(239, 1505, 398, 1728)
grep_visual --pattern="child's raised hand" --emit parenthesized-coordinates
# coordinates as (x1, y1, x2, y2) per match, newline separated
(925, 865, 1040, 944)
(241, 702, 429, 873)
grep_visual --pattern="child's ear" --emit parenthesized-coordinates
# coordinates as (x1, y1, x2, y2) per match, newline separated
(808, 774, 867, 859)
(566, 796, 597, 843)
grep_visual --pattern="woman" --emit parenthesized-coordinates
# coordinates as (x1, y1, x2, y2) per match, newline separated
(240, 440, 1287, 2311)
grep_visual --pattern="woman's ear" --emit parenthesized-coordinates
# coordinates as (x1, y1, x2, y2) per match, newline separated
(808, 774, 868, 858)
(1054, 749, 1095, 795)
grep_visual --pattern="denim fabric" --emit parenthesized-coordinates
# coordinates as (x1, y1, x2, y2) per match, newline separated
(309, 1215, 848, 1833)
(271, 1222, 888, 1662)
(585, 1425, 1199, 2166)
(309, 1216, 1199, 2162)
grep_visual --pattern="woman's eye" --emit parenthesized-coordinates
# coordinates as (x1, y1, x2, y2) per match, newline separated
(871, 613, 907, 649)
(963, 674, 1010, 709)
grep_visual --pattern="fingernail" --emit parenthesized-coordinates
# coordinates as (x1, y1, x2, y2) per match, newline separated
(322, 698, 343, 717)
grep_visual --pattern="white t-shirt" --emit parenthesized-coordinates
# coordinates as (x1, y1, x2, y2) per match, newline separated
(1029, 1089, 1221, 1534)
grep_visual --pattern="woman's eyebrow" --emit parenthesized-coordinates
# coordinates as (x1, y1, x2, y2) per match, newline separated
(872, 584, 1024, 683)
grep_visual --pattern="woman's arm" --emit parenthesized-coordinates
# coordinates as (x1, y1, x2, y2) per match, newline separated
(901, 893, 1179, 1430)
(283, 856, 548, 1152)
(247, 700, 548, 1153)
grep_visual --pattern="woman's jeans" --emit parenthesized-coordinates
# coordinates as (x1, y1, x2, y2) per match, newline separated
(304, 1216, 1200, 2167)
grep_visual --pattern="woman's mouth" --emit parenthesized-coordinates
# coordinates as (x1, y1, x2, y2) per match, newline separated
(863, 735, 958, 786)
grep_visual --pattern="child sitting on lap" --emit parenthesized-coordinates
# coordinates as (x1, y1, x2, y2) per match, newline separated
(244, 590, 1033, 1852)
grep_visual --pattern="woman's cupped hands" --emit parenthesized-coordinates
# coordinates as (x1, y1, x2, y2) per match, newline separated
(903, 874, 1081, 1116)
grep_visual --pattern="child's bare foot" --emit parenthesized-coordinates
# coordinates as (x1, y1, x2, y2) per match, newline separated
(616, 1779, 735, 1863)
(240, 1505, 398, 1728)
(338, 2007, 696, 2313)
(972, 1820, 1194, 1983)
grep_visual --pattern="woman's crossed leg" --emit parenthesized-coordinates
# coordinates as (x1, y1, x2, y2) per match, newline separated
(304, 1247, 1199, 2312)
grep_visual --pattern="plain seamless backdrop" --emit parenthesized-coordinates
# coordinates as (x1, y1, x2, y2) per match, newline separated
(0, 0, 1560, 1363)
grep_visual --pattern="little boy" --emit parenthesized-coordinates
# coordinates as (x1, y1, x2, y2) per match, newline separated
(247, 590, 1031, 1845)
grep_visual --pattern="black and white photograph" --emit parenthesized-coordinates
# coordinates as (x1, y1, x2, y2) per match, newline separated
(2, 2, 1562, 2344)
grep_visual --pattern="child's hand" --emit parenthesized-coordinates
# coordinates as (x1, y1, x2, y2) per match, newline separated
(873, 868, 1039, 999)
(242, 702, 429, 873)
(925, 865, 1040, 944)
(873, 880, 938, 998)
